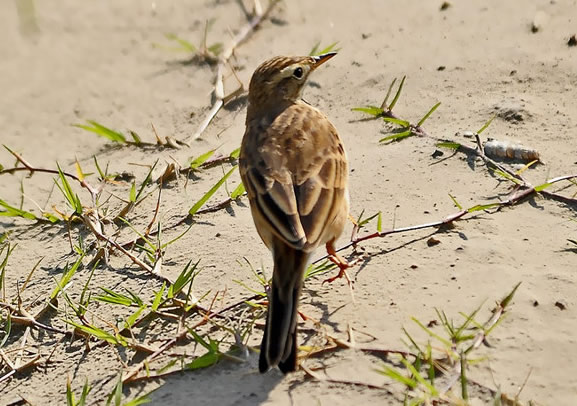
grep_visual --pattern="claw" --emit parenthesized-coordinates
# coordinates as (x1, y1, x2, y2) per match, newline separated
(322, 241, 354, 286)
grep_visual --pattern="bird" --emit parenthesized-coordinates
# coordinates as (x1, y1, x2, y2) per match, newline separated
(239, 53, 350, 374)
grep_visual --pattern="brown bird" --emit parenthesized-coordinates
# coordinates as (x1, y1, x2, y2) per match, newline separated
(239, 53, 350, 373)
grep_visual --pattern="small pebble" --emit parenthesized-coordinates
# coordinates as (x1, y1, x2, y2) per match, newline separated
(427, 237, 441, 247)
(440, 1, 451, 11)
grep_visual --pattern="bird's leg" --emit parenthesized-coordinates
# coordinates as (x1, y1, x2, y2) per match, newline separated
(323, 239, 353, 285)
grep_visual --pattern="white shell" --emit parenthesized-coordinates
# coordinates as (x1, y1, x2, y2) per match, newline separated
(484, 140, 540, 163)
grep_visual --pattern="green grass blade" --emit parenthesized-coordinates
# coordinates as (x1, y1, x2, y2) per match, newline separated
(66, 376, 75, 406)
(400, 358, 439, 396)
(189, 165, 237, 215)
(379, 130, 413, 143)
(189, 149, 216, 170)
(94, 287, 135, 306)
(151, 282, 166, 311)
(416, 102, 441, 127)
(164, 33, 196, 53)
(51, 256, 84, 299)
(129, 183, 137, 203)
(493, 169, 522, 185)
(230, 182, 245, 199)
(110, 374, 123, 406)
(351, 106, 384, 117)
(129, 131, 141, 144)
(229, 147, 241, 159)
(477, 116, 495, 135)
(315, 41, 340, 55)
(378, 365, 418, 389)
(187, 328, 212, 351)
(56, 163, 83, 214)
(168, 259, 200, 298)
(186, 352, 220, 370)
(466, 203, 501, 213)
(0, 231, 10, 244)
(460, 351, 468, 400)
(233, 279, 267, 296)
(358, 211, 380, 228)
(381, 77, 398, 109)
(78, 379, 92, 406)
(308, 41, 320, 56)
(499, 282, 521, 309)
(160, 223, 193, 250)
(449, 194, 463, 210)
(207, 42, 223, 56)
(388, 75, 406, 111)
(66, 320, 127, 346)
(534, 181, 553, 192)
(304, 260, 337, 279)
(122, 396, 151, 406)
(134, 161, 157, 203)
(436, 141, 461, 150)
(383, 117, 410, 127)
(43, 212, 61, 223)
(74, 121, 126, 143)
(0, 199, 38, 220)
(411, 316, 452, 347)
(124, 306, 146, 329)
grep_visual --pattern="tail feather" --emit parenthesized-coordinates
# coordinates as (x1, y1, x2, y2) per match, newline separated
(259, 240, 309, 373)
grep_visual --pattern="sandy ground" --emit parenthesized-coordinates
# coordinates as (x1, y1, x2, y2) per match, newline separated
(1, 0, 576, 405)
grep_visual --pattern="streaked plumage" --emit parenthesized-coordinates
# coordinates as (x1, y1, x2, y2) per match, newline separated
(239, 53, 349, 373)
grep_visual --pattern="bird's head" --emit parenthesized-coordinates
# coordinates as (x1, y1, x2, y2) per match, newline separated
(247, 53, 336, 113)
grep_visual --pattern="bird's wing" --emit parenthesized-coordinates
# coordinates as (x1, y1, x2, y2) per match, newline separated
(240, 103, 348, 251)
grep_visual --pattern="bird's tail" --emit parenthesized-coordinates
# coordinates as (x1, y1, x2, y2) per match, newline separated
(259, 241, 310, 373)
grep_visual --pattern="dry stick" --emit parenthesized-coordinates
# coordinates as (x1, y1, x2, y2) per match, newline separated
(381, 106, 528, 186)
(13, 327, 30, 369)
(314, 172, 577, 264)
(190, 0, 279, 140)
(0, 352, 41, 384)
(541, 190, 577, 205)
(473, 133, 527, 184)
(0, 294, 68, 335)
(144, 186, 163, 236)
(1, 146, 100, 198)
(82, 214, 155, 275)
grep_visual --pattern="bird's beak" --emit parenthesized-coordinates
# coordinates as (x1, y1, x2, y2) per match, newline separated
(311, 52, 337, 70)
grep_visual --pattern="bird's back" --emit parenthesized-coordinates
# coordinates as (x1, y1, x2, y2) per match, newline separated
(240, 101, 349, 252)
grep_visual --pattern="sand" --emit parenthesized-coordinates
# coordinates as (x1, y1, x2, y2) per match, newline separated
(0, 0, 576, 405)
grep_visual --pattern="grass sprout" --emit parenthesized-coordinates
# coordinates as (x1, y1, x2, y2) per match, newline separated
(66, 376, 91, 406)
(0, 199, 42, 222)
(351, 76, 441, 144)
(309, 41, 341, 56)
(188, 165, 238, 215)
(186, 329, 223, 370)
(155, 20, 223, 62)
(378, 283, 520, 404)
(74, 120, 127, 144)
(189, 149, 217, 170)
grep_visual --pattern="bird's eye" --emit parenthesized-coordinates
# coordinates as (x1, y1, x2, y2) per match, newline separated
(293, 67, 304, 79)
